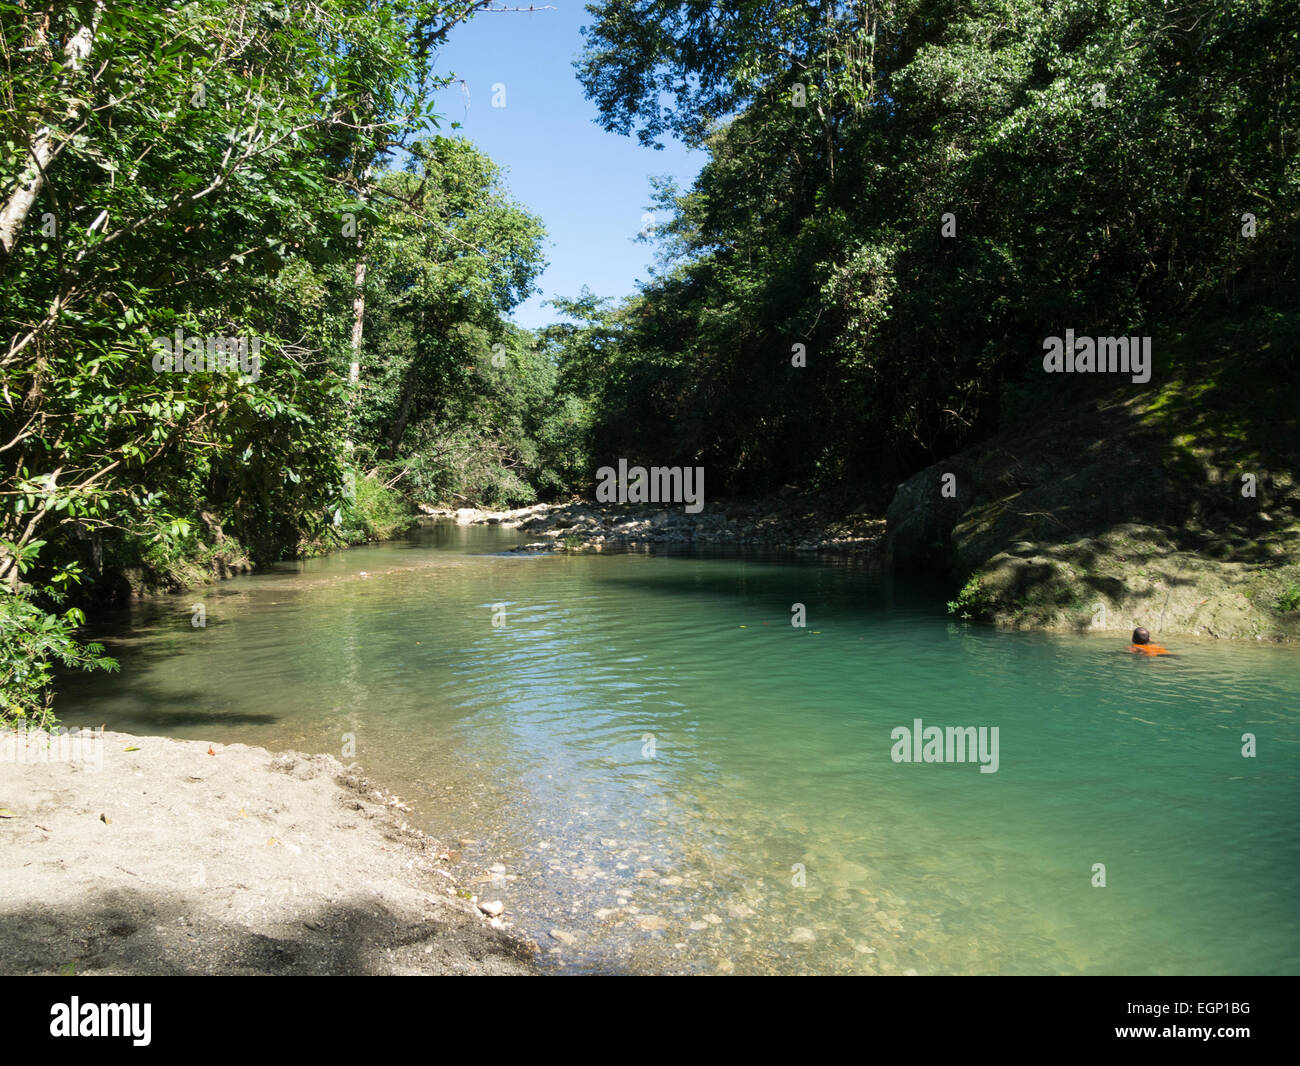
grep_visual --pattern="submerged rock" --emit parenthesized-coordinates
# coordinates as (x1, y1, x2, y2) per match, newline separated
(635, 915, 669, 931)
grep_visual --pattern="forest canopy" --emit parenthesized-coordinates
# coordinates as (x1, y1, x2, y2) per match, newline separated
(0, 0, 571, 723)
(562, 0, 1297, 493)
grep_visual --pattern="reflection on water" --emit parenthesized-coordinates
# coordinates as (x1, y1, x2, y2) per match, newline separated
(59, 520, 1300, 974)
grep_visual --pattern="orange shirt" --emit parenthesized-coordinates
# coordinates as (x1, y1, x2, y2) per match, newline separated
(1129, 643, 1169, 655)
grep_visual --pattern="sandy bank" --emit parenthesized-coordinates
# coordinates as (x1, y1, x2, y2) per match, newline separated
(0, 730, 536, 975)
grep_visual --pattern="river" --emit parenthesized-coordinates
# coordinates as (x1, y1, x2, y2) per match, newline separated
(58, 520, 1300, 974)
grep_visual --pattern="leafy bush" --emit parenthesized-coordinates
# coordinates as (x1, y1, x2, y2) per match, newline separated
(1275, 582, 1300, 613)
(336, 472, 417, 545)
(0, 587, 117, 731)
(947, 574, 995, 621)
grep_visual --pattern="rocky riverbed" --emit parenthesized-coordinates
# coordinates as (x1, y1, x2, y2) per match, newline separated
(419, 495, 886, 555)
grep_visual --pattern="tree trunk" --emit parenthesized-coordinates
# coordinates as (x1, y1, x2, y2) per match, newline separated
(344, 165, 373, 429)
(0, 5, 103, 256)
(386, 361, 418, 459)
(348, 255, 367, 394)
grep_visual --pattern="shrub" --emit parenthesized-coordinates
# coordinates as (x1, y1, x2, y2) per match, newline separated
(947, 574, 995, 620)
(1275, 582, 1300, 613)
(336, 472, 416, 545)
(0, 587, 117, 730)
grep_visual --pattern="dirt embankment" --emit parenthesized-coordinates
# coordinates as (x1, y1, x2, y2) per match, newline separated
(0, 730, 536, 975)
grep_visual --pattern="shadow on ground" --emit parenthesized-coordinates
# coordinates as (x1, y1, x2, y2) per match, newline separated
(0, 888, 541, 976)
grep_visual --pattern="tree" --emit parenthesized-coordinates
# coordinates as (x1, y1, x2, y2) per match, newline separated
(569, 0, 1299, 494)
(0, 0, 504, 720)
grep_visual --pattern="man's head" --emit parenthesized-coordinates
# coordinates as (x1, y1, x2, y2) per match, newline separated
(1132, 627, 1150, 645)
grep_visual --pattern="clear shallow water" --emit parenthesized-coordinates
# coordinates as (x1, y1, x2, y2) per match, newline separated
(59, 521, 1300, 974)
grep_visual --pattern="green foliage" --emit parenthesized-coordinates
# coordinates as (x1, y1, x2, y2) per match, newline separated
(947, 574, 994, 621)
(0, 587, 117, 730)
(337, 472, 416, 545)
(534, 391, 596, 496)
(570, 0, 1300, 497)
(0, 1, 511, 717)
(343, 137, 555, 509)
(1275, 582, 1300, 613)
(7, 0, 1298, 716)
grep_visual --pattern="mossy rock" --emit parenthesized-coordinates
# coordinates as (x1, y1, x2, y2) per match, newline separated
(884, 343, 1300, 642)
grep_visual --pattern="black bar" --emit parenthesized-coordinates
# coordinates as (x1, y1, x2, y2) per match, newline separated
(1, 976, 1287, 1052)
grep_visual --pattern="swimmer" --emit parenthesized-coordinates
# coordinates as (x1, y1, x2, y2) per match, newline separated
(1128, 626, 1170, 656)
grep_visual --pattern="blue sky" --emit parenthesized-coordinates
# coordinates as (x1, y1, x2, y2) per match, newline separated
(429, 4, 704, 330)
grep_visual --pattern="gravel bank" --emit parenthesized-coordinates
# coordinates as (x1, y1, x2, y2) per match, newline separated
(420, 496, 886, 555)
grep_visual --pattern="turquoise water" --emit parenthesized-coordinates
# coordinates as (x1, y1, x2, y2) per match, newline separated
(59, 521, 1300, 974)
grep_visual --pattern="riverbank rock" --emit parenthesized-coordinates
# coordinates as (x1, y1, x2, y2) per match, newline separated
(883, 379, 1300, 641)
(421, 496, 885, 557)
